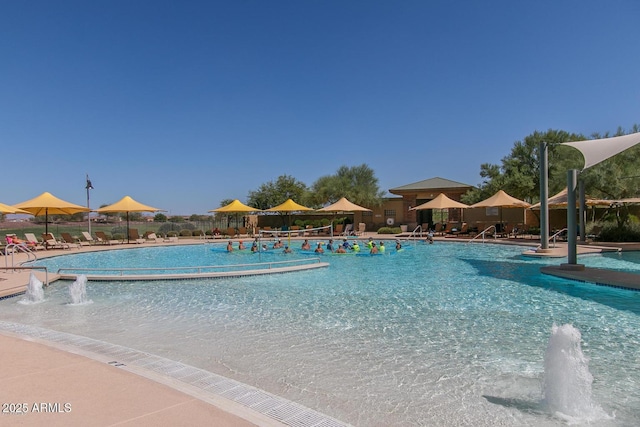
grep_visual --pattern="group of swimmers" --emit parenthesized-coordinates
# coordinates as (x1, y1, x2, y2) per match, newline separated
(226, 236, 407, 255)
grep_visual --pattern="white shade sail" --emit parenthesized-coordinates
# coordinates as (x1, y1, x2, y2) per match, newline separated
(563, 132, 640, 170)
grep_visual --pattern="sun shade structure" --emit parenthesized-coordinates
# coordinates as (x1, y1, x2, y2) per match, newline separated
(563, 132, 640, 170)
(97, 196, 163, 243)
(265, 199, 313, 212)
(530, 188, 613, 210)
(317, 197, 371, 212)
(0, 202, 31, 215)
(14, 192, 90, 234)
(409, 193, 469, 210)
(470, 190, 531, 209)
(209, 199, 262, 213)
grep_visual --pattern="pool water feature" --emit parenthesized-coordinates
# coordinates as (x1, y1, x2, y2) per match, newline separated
(2, 242, 639, 426)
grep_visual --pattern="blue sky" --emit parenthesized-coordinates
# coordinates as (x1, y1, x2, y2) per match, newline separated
(2, 1, 638, 215)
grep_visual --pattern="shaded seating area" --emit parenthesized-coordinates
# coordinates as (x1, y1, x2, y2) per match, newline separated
(24, 233, 46, 251)
(95, 231, 120, 245)
(81, 231, 97, 245)
(60, 232, 82, 248)
(128, 228, 145, 244)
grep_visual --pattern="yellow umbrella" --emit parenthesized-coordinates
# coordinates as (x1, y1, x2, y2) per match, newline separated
(265, 199, 313, 212)
(317, 197, 371, 212)
(209, 199, 262, 234)
(470, 190, 531, 231)
(14, 191, 90, 234)
(265, 199, 314, 240)
(409, 193, 469, 225)
(530, 188, 613, 210)
(96, 196, 163, 243)
(0, 202, 31, 215)
(409, 193, 469, 210)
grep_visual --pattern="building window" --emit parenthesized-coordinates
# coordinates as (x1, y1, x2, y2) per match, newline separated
(384, 210, 396, 218)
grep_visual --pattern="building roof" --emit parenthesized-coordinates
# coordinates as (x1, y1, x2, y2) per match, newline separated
(389, 177, 473, 193)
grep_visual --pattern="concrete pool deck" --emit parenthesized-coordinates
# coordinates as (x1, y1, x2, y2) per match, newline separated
(1, 234, 638, 426)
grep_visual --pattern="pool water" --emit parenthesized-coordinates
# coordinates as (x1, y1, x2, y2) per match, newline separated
(2, 242, 639, 426)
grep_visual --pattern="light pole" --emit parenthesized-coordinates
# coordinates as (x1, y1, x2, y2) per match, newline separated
(86, 174, 94, 235)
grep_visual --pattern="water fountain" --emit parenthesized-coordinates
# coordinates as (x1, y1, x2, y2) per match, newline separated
(20, 273, 44, 304)
(68, 274, 92, 305)
(543, 323, 611, 422)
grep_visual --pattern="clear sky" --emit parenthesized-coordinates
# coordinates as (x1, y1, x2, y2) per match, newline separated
(2, 1, 639, 215)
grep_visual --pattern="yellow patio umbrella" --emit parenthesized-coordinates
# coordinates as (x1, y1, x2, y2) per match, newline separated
(265, 199, 314, 241)
(209, 199, 262, 232)
(317, 197, 372, 213)
(0, 202, 31, 215)
(409, 193, 469, 225)
(14, 191, 90, 234)
(96, 196, 163, 243)
(529, 188, 613, 210)
(470, 190, 531, 231)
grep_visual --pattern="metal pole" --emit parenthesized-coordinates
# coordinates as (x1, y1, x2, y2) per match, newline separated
(86, 174, 93, 235)
(567, 169, 578, 264)
(538, 142, 549, 251)
(579, 179, 586, 242)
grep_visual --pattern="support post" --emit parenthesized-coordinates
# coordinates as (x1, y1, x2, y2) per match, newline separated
(566, 169, 578, 265)
(579, 179, 586, 242)
(538, 142, 549, 251)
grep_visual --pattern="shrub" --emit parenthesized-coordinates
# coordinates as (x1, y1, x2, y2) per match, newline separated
(599, 222, 640, 242)
(113, 233, 125, 241)
(192, 229, 204, 236)
(180, 222, 196, 231)
(159, 223, 181, 234)
(167, 231, 178, 237)
(179, 229, 193, 237)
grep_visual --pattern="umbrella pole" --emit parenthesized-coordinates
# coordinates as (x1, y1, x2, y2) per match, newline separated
(127, 212, 130, 243)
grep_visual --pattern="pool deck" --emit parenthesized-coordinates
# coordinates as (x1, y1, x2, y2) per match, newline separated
(1, 234, 639, 426)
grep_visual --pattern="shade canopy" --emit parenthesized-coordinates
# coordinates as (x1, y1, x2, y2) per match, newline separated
(530, 188, 613, 210)
(470, 190, 531, 208)
(96, 196, 162, 213)
(209, 199, 262, 213)
(14, 192, 90, 233)
(563, 132, 640, 170)
(96, 196, 162, 243)
(317, 197, 371, 212)
(616, 197, 640, 204)
(410, 193, 469, 210)
(0, 202, 31, 215)
(14, 192, 90, 216)
(265, 199, 313, 212)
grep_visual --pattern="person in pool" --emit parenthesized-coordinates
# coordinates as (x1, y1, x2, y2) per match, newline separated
(314, 242, 324, 253)
(226, 241, 233, 252)
(336, 245, 346, 253)
(351, 241, 360, 252)
(369, 242, 379, 254)
(251, 242, 258, 252)
(326, 239, 334, 252)
(283, 245, 292, 254)
(301, 239, 311, 250)
(273, 239, 283, 249)
(238, 240, 246, 250)
(342, 238, 351, 250)
(366, 237, 374, 249)
(395, 240, 402, 250)
(378, 241, 386, 254)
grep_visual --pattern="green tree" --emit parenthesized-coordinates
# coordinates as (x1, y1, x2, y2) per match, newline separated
(154, 213, 167, 222)
(247, 175, 309, 209)
(309, 164, 385, 207)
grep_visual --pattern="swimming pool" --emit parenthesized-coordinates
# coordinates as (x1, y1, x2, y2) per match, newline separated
(2, 242, 640, 426)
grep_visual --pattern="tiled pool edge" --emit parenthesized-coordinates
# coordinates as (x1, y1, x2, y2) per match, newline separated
(0, 321, 351, 427)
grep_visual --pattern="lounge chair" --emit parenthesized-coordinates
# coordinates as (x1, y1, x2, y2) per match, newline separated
(225, 227, 237, 238)
(95, 231, 120, 245)
(60, 232, 82, 248)
(333, 224, 344, 235)
(448, 222, 469, 237)
(128, 228, 145, 244)
(145, 232, 161, 243)
(23, 233, 46, 251)
(81, 231, 97, 245)
(356, 223, 366, 236)
(342, 223, 354, 236)
(433, 223, 444, 236)
(41, 233, 70, 250)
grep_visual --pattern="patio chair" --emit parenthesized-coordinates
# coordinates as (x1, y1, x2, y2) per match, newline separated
(334, 224, 344, 235)
(128, 228, 145, 244)
(23, 233, 46, 251)
(41, 233, 70, 250)
(95, 231, 120, 245)
(145, 232, 161, 243)
(356, 223, 366, 236)
(60, 232, 82, 248)
(342, 223, 354, 236)
(81, 231, 97, 245)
